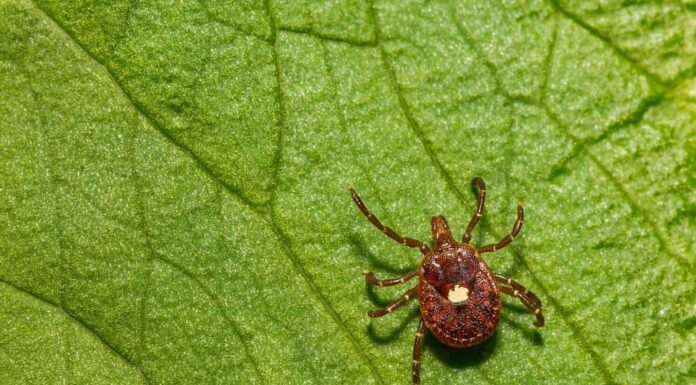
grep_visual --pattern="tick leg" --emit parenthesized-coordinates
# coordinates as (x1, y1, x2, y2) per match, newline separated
(351, 189, 430, 254)
(365, 270, 418, 287)
(368, 287, 418, 318)
(412, 319, 426, 385)
(478, 205, 524, 253)
(462, 176, 486, 243)
(499, 286, 545, 327)
(493, 273, 542, 308)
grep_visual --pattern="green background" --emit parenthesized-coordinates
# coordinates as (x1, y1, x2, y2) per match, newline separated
(1, 1, 694, 384)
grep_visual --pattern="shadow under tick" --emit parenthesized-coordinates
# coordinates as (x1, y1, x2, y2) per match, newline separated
(429, 331, 498, 369)
(366, 308, 420, 345)
(348, 233, 416, 275)
(501, 314, 545, 346)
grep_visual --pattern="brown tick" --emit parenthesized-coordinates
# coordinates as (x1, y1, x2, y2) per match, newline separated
(351, 177, 544, 384)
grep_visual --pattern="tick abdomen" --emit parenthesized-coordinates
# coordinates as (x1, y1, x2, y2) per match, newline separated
(419, 245, 500, 347)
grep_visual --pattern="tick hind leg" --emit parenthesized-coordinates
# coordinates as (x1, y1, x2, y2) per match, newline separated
(351, 189, 430, 254)
(365, 270, 418, 287)
(494, 273, 542, 308)
(368, 287, 418, 318)
(463, 177, 486, 243)
(478, 205, 524, 253)
(496, 275, 544, 327)
(412, 319, 426, 385)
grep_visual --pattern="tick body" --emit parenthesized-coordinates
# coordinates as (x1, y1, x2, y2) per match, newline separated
(352, 177, 544, 384)
(419, 229, 500, 347)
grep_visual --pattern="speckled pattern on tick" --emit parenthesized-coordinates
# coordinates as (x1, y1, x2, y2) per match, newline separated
(351, 177, 544, 385)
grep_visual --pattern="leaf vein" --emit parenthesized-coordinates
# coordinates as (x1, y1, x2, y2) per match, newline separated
(318, 40, 351, 162)
(269, 216, 388, 384)
(545, 0, 666, 87)
(27, 0, 263, 212)
(367, 2, 471, 207)
(198, 0, 273, 43)
(150, 253, 264, 379)
(263, 3, 387, 383)
(367, 3, 498, 385)
(19, 62, 88, 383)
(539, 20, 691, 268)
(549, 92, 665, 173)
(0, 279, 151, 385)
(267, 30, 287, 213)
(448, 9, 510, 102)
(540, 49, 692, 269)
(279, 26, 377, 47)
(370, 3, 620, 384)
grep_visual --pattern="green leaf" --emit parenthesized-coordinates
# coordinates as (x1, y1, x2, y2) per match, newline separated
(1, 1, 694, 384)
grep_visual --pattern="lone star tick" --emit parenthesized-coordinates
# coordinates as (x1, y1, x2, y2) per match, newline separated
(351, 177, 544, 385)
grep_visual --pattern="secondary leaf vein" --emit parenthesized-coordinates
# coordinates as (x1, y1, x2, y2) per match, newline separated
(539, 33, 692, 268)
(370, 3, 620, 384)
(279, 26, 377, 47)
(263, 2, 386, 382)
(150, 253, 264, 378)
(0, 279, 151, 385)
(27, 0, 263, 212)
(545, 0, 666, 87)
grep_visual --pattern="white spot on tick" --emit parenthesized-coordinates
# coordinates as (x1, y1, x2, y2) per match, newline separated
(448, 284, 469, 303)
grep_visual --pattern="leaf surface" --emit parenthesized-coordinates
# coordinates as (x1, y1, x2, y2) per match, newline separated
(1, 1, 694, 384)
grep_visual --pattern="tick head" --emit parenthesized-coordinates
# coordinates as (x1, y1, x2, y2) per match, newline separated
(431, 215, 456, 249)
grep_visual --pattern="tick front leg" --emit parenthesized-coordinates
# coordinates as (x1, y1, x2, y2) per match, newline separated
(350, 189, 430, 254)
(499, 286, 545, 327)
(412, 319, 426, 385)
(365, 270, 418, 287)
(463, 177, 486, 243)
(368, 287, 418, 318)
(478, 205, 524, 253)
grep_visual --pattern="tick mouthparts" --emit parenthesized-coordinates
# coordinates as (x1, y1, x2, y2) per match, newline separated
(431, 215, 455, 247)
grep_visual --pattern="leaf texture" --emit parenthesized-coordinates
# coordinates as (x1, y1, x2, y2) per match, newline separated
(1, 1, 694, 384)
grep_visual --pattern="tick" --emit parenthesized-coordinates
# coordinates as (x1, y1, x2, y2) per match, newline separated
(351, 177, 544, 384)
